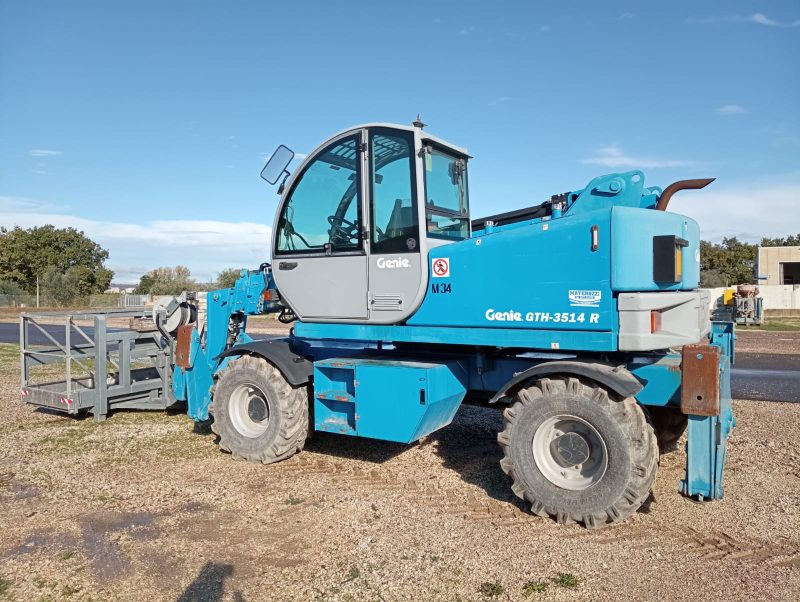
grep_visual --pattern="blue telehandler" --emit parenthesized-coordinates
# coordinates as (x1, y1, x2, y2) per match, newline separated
(170, 121, 735, 528)
(21, 121, 735, 528)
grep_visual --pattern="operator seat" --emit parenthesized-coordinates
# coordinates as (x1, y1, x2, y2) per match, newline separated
(385, 198, 415, 239)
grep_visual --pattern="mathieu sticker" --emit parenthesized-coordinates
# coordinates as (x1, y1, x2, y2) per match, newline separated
(432, 257, 450, 278)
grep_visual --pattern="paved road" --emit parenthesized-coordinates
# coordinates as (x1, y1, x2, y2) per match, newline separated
(732, 353, 799, 403)
(1, 322, 797, 402)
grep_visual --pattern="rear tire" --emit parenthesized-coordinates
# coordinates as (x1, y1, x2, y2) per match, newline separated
(211, 355, 308, 464)
(498, 377, 658, 528)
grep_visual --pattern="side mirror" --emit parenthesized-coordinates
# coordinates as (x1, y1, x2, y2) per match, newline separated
(260, 145, 295, 185)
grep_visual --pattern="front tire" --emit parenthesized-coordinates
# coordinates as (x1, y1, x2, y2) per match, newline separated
(211, 355, 308, 464)
(498, 377, 658, 528)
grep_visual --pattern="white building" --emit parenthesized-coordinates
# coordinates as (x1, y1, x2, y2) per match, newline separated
(757, 246, 800, 285)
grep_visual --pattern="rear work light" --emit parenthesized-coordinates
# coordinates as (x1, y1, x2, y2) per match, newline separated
(653, 235, 689, 283)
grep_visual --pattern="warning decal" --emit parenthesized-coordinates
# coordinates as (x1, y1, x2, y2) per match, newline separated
(432, 258, 450, 278)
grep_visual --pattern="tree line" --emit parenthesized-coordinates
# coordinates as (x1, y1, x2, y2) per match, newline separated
(2, 225, 798, 306)
(0, 225, 114, 305)
(132, 266, 241, 295)
(700, 234, 799, 287)
(0, 226, 243, 306)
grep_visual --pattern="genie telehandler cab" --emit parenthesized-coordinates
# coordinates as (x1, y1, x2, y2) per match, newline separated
(20, 121, 734, 529)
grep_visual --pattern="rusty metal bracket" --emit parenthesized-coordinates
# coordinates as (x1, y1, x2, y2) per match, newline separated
(175, 324, 195, 369)
(681, 344, 720, 416)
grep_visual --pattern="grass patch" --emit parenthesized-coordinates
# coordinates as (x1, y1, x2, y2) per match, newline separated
(554, 572, 579, 589)
(0, 576, 11, 596)
(61, 584, 80, 597)
(59, 550, 74, 561)
(153, 429, 218, 460)
(34, 577, 57, 590)
(35, 424, 96, 454)
(341, 566, 360, 583)
(523, 580, 548, 595)
(478, 581, 504, 597)
(0, 343, 18, 362)
(0, 344, 19, 378)
(284, 497, 305, 506)
(738, 317, 800, 332)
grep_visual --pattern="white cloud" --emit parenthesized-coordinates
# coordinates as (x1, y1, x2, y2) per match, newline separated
(0, 197, 273, 281)
(28, 149, 62, 157)
(716, 104, 747, 116)
(458, 25, 475, 36)
(750, 13, 800, 28)
(685, 15, 734, 25)
(582, 145, 690, 169)
(667, 181, 800, 242)
(619, 12, 634, 20)
(488, 96, 513, 106)
(687, 13, 800, 27)
(0, 195, 64, 212)
(539, 24, 552, 32)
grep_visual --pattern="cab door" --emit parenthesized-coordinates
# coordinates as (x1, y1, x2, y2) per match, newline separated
(272, 131, 368, 320)
(365, 127, 424, 323)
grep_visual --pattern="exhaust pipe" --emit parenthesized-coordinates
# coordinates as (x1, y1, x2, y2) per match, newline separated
(656, 178, 715, 211)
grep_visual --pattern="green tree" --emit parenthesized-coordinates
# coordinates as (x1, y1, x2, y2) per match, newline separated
(133, 272, 155, 295)
(761, 233, 800, 246)
(0, 279, 24, 296)
(215, 268, 243, 289)
(39, 266, 84, 306)
(0, 225, 113, 293)
(134, 266, 196, 295)
(699, 237, 757, 286)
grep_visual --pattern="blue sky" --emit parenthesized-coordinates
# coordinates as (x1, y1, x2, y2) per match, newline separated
(1, 0, 798, 282)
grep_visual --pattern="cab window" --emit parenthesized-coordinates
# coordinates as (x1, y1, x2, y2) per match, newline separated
(369, 129, 418, 253)
(424, 147, 469, 240)
(275, 135, 361, 255)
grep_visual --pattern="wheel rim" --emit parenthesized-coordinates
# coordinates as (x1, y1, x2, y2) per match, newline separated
(532, 415, 608, 491)
(228, 383, 270, 438)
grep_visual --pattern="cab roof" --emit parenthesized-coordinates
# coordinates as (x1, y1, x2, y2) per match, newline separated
(321, 122, 470, 158)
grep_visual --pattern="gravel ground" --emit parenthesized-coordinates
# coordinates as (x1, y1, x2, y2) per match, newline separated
(734, 330, 800, 355)
(1, 343, 799, 601)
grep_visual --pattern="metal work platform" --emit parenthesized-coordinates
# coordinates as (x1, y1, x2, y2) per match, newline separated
(19, 309, 179, 421)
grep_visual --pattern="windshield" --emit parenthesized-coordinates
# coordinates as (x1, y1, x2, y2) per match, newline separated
(275, 135, 361, 254)
(424, 146, 469, 240)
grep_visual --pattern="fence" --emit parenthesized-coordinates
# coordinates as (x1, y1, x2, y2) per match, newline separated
(0, 293, 150, 309)
(0, 294, 54, 308)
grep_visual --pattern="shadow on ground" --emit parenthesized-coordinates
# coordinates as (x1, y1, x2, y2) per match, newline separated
(177, 561, 244, 602)
(431, 405, 529, 509)
(298, 403, 527, 510)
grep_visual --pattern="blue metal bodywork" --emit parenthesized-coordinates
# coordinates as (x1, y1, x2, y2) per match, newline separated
(681, 322, 736, 500)
(314, 357, 467, 442)
(410, 208, 617, 334)
(171, 268, 277, 420)
(171, 170, 735, 507)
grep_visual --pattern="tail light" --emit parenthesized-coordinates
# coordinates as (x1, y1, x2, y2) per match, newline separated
(650, 310, 662, 333)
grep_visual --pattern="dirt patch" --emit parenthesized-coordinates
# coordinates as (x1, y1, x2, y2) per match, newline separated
(736, 330, 800, 355)
(1, 345, 799, 600)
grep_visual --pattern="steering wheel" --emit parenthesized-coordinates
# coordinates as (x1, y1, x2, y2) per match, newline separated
(327, 215, 360, 244)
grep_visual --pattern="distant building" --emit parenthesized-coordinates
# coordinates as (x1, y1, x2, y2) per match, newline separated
(105, 284, 137, 294)
(757, 246, 800, 285)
